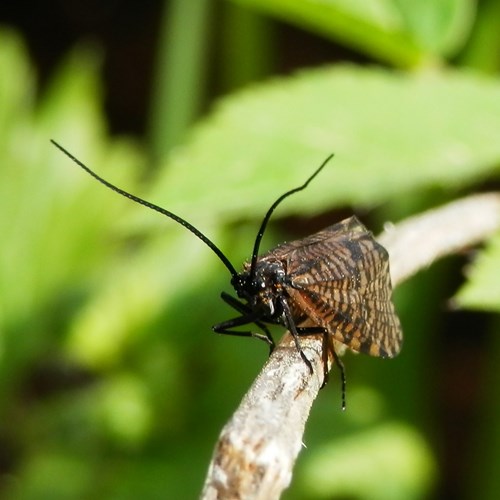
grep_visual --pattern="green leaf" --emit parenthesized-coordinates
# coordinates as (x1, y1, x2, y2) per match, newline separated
(393, 0, 475, 56)
(150, 65, 500, 224)
(229, 0, 426, 67)
(459, 0, 500, 73)
(454, 232, 500, 312)
(229, 0, 476, 64)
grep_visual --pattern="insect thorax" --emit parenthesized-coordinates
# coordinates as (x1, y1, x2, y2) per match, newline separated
(231, 259, 288, 319)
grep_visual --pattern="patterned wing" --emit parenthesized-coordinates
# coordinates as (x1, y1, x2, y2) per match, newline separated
(268, 216, 402, 357)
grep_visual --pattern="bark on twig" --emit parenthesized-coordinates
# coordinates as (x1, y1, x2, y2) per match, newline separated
(201, 192, 500, 500)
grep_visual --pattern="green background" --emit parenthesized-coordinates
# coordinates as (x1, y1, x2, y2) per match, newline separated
(1, 1, 500, 498)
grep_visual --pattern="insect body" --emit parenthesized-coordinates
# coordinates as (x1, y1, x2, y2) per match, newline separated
(51, 141, 402, 392)
(214, 216, 402, 383)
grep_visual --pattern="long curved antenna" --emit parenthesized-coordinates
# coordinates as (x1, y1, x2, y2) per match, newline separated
(249, 154, 334, 280)
(51, 140, 238, 277)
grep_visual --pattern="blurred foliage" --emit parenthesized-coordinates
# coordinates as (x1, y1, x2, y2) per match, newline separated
(455, 232, 500, 311)
(1, 0, 500, 498)
(297, 422, 436, 499)
(229, 0, 473, 66)
(152, 65, 500, 221)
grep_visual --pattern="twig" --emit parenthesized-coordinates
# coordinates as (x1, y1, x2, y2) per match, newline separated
(200, 192, 500, 500)
(378, 192, 500, 285)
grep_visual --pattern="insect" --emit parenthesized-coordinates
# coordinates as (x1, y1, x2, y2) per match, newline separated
(51, 140, 402, 404)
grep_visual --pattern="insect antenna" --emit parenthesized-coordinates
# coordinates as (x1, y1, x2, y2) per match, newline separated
(249, 154, 334, 281)
(50, 140, 239, 278)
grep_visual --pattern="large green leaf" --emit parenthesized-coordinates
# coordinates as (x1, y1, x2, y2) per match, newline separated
(149, 65, 500, 225)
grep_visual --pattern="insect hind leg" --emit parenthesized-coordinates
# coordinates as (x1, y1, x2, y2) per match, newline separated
(294, 325, 330, 385)
(330, 341, 346, 410)
(295, 324, 346, 409)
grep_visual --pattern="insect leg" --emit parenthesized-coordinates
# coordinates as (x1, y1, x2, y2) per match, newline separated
(329, 339, 346, 411)
(295, 325, 330, 387)
(219, 292, 276, 352)
(295, 325, 346, 408)
(220, 292, 251, 313)
(279, 297, 313, 374)
(212, 313, 276, 350)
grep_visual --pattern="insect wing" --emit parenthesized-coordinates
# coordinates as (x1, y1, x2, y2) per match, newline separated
(270, 216, 402, 357)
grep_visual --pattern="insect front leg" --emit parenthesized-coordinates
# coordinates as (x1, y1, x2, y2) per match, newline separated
(220, 291, 252, 314)
(219, 293, 276, 352)
(213, 296, 276, 352)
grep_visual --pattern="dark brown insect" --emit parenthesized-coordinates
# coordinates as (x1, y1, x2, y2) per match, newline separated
(235, 215, 402, 356)
(51, 141, 402, 404)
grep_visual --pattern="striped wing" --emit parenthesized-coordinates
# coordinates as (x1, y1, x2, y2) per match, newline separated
(268, 216, 402, 357)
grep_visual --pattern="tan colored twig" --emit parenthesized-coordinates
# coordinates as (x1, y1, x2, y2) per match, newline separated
(200, 192, 500, 500)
